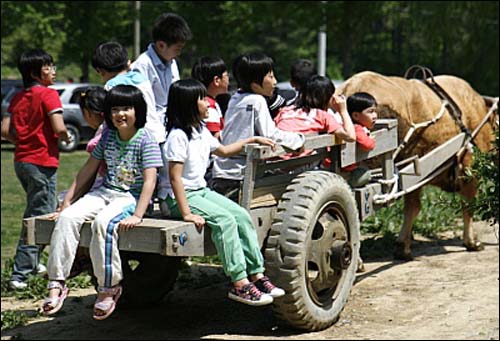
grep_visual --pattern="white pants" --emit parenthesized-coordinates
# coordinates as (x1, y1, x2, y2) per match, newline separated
(47, 187, 136, 287)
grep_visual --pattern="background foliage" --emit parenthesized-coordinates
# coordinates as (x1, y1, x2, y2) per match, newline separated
(1, 1, 498, 94)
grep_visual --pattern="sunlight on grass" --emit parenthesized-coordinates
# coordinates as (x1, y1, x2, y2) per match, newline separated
(1, 144, 88, 269)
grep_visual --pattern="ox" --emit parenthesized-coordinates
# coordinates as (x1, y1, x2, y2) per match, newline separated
(336, 70, 497, 260)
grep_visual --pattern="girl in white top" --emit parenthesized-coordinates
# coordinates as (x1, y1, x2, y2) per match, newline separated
(158, 79, 285, 306)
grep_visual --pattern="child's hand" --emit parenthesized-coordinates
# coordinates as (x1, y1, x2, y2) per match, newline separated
(330, 94, 347, 113)
(118, 215, 143, 231)
(184, 213, 205, 232)
(253, 137, 276, 151)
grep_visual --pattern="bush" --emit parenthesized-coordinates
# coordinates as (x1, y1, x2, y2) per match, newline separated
(468, 130, 499, 225)
(361, 186, 462, 238)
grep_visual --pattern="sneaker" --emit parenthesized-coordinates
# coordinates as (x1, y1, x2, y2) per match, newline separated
(228, 282, 273, 306)
(9, 280, 28, 290)
(36, 263, 47, 276)
(254, 276, 285, 298)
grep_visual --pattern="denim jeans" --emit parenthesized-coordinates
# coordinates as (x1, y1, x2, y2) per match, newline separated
(11, 161, 57, 282)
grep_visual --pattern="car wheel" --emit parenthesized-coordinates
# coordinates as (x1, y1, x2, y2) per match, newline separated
(58, 123, 80, 152)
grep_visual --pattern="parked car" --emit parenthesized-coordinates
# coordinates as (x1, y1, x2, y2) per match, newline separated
(1, 79, 23, 101)
(1, 82, 98, 152)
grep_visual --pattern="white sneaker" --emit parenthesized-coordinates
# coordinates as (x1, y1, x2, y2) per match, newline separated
(36, 263, 47, 276)
(9, 280, 28, 290)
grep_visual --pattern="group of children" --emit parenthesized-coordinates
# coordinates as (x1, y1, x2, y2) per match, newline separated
(1, 11, 379, 321)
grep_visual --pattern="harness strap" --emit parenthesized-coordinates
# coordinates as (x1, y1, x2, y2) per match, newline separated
(404, 65, 474, 144)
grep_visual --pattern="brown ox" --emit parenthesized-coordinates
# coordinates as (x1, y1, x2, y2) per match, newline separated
(336, 71, 496, 260)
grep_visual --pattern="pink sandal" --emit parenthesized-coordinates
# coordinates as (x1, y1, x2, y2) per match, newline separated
(42, 281, 69, 316)
(93, 285, 122, 321)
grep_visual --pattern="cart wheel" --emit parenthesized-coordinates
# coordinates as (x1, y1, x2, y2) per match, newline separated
(118, 251, 181, 306)
(265, 171, 360, 331)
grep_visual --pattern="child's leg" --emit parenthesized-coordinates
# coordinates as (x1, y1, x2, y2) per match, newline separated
(203, 190, 265, 276)
(202, 190, 285, 298)
(47, 192, 106, 281)
(166, 189, 247, 283)
(12, 162, 57, 284)
(89, 189, 136, 288)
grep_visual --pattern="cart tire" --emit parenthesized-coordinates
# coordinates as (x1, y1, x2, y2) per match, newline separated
(118, 251, 181, 306)
(264, 171, 360, 331)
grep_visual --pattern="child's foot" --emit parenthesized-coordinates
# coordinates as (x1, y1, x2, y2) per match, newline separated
(253, 276, 285, 298)
(93, 285, 122, 320)
(42, 281, 69, 315)
(228, 282, 273, 306)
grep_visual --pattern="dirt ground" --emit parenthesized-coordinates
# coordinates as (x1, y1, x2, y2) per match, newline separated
(1, 221, 498, 340)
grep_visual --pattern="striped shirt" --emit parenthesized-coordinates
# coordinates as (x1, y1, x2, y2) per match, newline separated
(92, 128, 163, 198)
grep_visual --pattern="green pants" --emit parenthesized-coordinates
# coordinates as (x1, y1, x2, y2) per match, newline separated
(165, 187, 264, 282)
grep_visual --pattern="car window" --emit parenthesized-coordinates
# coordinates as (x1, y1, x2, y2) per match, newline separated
(69, 87, 89, 104)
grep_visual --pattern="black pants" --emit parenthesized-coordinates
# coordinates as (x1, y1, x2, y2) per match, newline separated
(208, 178, 242, 204)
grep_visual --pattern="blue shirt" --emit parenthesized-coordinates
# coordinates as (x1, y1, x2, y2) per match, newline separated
(131, 43, 180, 116)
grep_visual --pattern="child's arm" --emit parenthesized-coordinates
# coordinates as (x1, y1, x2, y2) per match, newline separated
(169, 161, 206, 231)
(330, 95, 356, 142)
(48, 112, 72, 144)
(118, 167, 158, 231)
(1, 116, 16, 144)
(254, 98, 305, 150)
(356, 126, 376, 151)
(56, 156, 100, 216)
(213, 136, 275, 157)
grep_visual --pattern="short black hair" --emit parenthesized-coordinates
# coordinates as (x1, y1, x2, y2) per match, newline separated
(166, 79, 207, 140)
(347, 92, 378, 115)
(233, 52, 274, 93)
(103, 85, 147, 130)
(298, 75, 335, 112)
(191, 56, 227, 88)
(290, 59, 317, 92)
(79, 86, 106, 114)
(17, 49, 54, 88)
(152, 12, 192, 45)
(91, 41, 128, 73)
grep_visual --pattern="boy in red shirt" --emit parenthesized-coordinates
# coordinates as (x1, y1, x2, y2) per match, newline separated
(191, 56, 229, 140)
(343, 92, 378, 187)
(1, 49, 71, 290)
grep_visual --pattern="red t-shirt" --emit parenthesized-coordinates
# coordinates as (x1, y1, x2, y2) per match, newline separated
(204, 96, 224, 135)
(275, 105, 341, 159)
(8, 86, 63, 168)
(342, 124, 375, 171)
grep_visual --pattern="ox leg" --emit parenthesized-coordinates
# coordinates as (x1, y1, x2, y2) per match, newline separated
(394, 188, 422, 261)
(460, 181, 484, 251)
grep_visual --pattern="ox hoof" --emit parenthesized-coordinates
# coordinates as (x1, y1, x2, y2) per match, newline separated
(357, 258, 366, 273)
(394, 242, 413, 261)
(463, 241, 485, 252)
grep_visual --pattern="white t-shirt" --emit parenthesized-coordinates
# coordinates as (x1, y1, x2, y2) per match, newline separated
(213, 91, 304, 180)
(158, 126, 220, 199)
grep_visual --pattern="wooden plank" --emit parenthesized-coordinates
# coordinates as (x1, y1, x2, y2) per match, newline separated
(240, 147, 259, 211)
(29, 216, 196, 255)
(374, 118, 398, 130)
(399, 133, 466, 190)
(259, 150, 329, 173)
(246, 134, 340, 160)
(354, 183, 382, 221)
(163, 222, 217, 257)
(250, 183, 287, 208)
(340, 126, 398, 167)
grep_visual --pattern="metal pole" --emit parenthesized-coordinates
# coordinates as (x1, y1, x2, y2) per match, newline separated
(318, 31, 327, 77)
(134, 1, 141, 59)
(318, 1, 327, 76)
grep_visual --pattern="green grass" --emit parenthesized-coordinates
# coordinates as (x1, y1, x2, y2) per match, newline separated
(1, 144, 88, 269)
